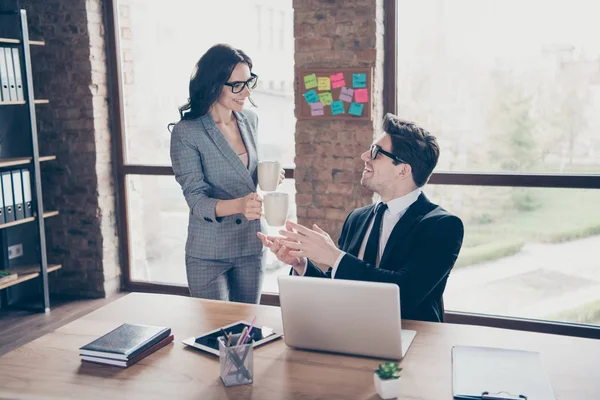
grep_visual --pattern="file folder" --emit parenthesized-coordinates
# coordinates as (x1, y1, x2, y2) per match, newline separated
(0, 184, 4, 224)
(4, 47, 17, 101)
(0, 47, 10, 101)
(11, 47, 24, 101)
(11, 169, 24, 220)
(21, 169, 33, 218)
(1, 171, 15, 223)
(452, 346, 555, 400)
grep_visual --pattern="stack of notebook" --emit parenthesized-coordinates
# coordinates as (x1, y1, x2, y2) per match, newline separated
(79, 323, 173, 368)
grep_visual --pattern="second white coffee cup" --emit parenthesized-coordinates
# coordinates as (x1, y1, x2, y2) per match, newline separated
(263, 192, 289, 227)
(258, 161, 281, 191)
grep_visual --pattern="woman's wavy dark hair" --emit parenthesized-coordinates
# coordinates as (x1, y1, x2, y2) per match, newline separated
(178, 44, 255, 121)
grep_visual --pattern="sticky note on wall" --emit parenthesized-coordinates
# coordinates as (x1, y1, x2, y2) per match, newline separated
(317, 77, 331, 91)
(354, 88, 369, 103)
(330, 100, 345, 115)
(318, 92, 333, 106)
(310, 102, 324, 116)
(352, 73, 367, 88)
(330, 72, 346, 89)
(303, 89, 319, 104)
(304, 73, 318, 89)
(348, 102, 364, 117)
(339, 87, 354, 103)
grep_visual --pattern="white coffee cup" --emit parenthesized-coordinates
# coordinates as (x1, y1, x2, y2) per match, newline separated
(263, 192, 289, 227)
(258, 161, 281, 192)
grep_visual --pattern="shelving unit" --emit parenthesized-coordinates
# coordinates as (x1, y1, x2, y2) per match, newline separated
(0, 211, 59, 230)
(0, 37, 44, 46)
(0, 264, 61, 291)
(0, 9, 58, 312)
(0, 99, 50, 106)
(0, 155, 56, 168)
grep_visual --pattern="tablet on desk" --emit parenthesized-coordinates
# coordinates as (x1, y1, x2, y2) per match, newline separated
(182, 320, 282, 356)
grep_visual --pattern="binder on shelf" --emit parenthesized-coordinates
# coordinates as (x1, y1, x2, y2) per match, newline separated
(0, 184, 4, 224)
(21, 169, 32, 218)
(1, 171, 15, 222)
(0, 47, 10, 101)
(11, 169, 24, 220)
(4, 47, 17, 101)
(11, 47, 24, 101)
(452, 346, 556, 400)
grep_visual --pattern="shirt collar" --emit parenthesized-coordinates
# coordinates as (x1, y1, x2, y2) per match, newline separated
(376, 188, 422, 216)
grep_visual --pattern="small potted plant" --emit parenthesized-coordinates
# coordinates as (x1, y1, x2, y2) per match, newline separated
(374, 361, 402, 399)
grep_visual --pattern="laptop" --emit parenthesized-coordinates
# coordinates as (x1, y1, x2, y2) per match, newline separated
(277, 276, 416, 360)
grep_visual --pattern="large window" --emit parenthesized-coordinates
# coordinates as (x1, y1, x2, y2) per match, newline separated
(397, 0, 600, 327)
(111, 0, 296, 289)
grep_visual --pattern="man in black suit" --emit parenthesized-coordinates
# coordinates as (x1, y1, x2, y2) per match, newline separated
(258, 113, 464, 322)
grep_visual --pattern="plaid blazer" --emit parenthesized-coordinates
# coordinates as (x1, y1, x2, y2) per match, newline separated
(170, 109, 264, 259)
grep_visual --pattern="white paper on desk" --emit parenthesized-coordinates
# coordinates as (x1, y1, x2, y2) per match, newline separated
(452, 346, 556, 400)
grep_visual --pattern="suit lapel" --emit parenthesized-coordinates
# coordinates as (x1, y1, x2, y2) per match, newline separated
(346, 205, 376, 257)
(234, 111, 258, 184)
(200, 113, 255, 191)
(379, 193, 434, 268)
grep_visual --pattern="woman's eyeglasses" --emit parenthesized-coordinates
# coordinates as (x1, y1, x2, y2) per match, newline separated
(224, 73, 258, 94)
(370, 144, 407, 164)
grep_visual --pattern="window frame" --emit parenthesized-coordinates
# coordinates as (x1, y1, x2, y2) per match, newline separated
(386, 0, 600, 339)
(104, 0, 292, 307)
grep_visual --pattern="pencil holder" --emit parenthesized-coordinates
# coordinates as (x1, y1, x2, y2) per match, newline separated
(218, 334, 253, 387)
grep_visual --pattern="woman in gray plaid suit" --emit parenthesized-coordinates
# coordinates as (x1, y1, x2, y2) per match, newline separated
(170, 44, 284, 304)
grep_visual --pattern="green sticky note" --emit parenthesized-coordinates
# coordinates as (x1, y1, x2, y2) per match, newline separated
(318, 92, 333, 106)
(349, 102, 364, 117)
(303, 89, 319, 104)
(304, 73, 318, 89)
(331, 100, 345, 115)
(352, 73, 367, 88)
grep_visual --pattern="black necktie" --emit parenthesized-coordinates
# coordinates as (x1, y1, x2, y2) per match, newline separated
(363, 203, 388, 266)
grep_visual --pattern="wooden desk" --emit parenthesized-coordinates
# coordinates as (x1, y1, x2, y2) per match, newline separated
(0, 293, 598, 399)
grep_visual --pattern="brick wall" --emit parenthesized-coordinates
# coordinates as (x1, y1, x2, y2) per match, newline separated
(293, 0, 385, 240)
(20, 0, 120, 297)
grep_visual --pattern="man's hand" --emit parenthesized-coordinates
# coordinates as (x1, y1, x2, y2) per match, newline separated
(278, 221, 342, 267)
(257, 231, 307, 275)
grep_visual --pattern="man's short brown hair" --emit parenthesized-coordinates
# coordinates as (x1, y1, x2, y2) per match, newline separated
(383, 113, 439, 187)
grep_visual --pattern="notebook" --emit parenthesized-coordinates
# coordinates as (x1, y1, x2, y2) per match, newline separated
(81, 334, 174, 367)
(452, 346, 556, 400)
(79, 323, 171, 361)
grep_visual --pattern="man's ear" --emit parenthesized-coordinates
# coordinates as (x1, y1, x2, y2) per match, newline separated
(396, 163, 412, 179)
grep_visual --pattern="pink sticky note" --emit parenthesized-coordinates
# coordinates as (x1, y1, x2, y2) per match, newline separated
(339, 87, 354, 102)
(330, 72, 346, 89)
(311, 108, 324, 116)
(354, 88, 369, 103)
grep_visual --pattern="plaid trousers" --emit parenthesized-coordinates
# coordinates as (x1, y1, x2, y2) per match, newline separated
(185, 251, 265, 304)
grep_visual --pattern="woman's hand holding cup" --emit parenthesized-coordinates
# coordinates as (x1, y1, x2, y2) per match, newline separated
(239, 192, 262, 221)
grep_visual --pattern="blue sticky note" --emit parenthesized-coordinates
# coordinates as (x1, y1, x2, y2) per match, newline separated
(303, 90, 319, 104)
(330, 100, 345, 115)
(352, 73, 367, 88)
(348, 102, 364, 117)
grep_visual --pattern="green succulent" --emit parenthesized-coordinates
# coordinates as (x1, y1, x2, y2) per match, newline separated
(375, 361, 402, 380)
(0, 270, 12, 278)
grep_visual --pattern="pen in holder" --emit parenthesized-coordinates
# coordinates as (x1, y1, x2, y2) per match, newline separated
(218, 334, 253, 387)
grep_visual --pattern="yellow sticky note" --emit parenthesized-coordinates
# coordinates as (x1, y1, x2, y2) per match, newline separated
(304, 73, 318, 89)
(318, 92, 333, 106)
(318, 77, 331, 91)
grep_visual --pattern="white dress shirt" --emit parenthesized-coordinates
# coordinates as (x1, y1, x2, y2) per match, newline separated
(296, 188, 422, 277)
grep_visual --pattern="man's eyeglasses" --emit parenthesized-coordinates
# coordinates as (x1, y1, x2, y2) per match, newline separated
(224, 73, 258, 94)
(370, 144, 407, 164)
